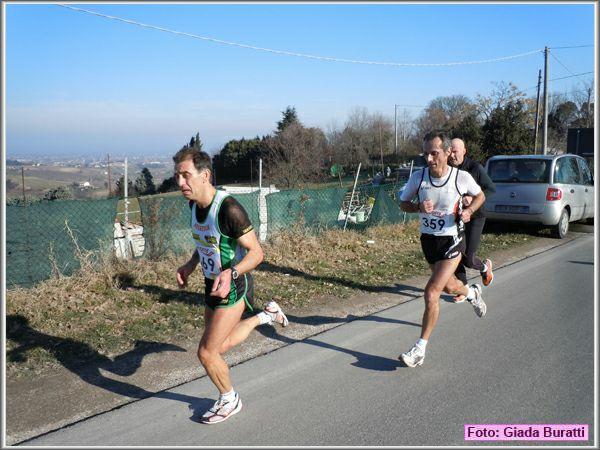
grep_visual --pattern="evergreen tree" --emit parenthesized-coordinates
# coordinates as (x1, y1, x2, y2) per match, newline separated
(212, 136, 266, 183)
(157, 176, 179, 193)
(450, 112, 485, 163)
(276, 106, 299, 134)
(135, 168, 156, 196)
(482, 100, 533, 157)
(188, 132, 203, 152)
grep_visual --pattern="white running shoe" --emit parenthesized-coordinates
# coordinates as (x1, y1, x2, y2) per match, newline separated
(200, 393, 243, 424)
(264, 301, 289, 327)
(469, 284, 487, 318)
(399, 345, 425, 368)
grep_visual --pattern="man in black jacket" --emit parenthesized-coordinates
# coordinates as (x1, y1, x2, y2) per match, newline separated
(449, 138, 496, 302)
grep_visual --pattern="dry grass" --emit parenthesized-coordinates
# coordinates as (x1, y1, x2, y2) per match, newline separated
(6, 220, 536, 378)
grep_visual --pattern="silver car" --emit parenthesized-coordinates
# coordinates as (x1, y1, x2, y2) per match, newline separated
(484, 154, 594, 238)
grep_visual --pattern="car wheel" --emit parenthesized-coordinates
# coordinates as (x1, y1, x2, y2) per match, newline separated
(552, 208, 569, 239)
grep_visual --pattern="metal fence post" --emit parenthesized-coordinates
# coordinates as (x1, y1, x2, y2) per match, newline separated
(402, 160, 414, 224)
(343, 163, 362, 231)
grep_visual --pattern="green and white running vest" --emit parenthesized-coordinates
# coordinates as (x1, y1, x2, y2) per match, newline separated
(191, 190, 245, 280)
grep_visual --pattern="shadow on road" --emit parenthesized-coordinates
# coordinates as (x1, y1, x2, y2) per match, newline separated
(7, 314, 212, 425)
(258, 262, 424, 295)
(254, 312, 421, 372)
(568, 260, 594, 266)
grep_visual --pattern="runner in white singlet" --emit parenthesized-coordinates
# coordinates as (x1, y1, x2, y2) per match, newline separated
(398, 131, 488, 368)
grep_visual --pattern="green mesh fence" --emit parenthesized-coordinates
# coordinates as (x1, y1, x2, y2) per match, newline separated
(6, 198, 119, 287)
(6, 183, 419, 288)
(137, 194, 193, 260)
(265, 187, 348, 234)
(137, 190, 261, 260)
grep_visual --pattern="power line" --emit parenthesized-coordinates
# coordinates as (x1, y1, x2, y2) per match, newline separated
(550, 71, 594, 82)
(525, 71, 593, 90)
(57, 4, 543, 67)
(549, 51, 590, 84)
(551, 44, 594, 49)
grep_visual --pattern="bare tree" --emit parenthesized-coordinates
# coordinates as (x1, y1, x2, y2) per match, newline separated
(396, 108, 416, 143)
(476, 81, 527, 120)
(571, 79, 595, 128)
(368, 112, 394, 161)
(264, 122, 328, 188)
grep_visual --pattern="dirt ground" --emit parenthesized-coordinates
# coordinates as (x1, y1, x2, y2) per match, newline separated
(5, 226, 593, 445)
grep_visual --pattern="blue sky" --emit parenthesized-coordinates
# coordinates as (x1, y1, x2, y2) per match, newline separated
(5, 2, 596, 158)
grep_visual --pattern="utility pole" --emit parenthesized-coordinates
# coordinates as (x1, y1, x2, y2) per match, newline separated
(542, 46, 549, 155)
(586, 86, 593, 128)
(21, 166, 25, 201)
(379, 123, 384, 173)
(533, 69, 542, 154)
(107, 154, 112, 197)
(394, 104, 398, 157)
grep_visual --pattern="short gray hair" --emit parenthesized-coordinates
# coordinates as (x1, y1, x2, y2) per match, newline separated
(423, 130, 451, 150)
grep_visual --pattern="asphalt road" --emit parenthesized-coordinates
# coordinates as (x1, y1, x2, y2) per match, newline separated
(21, 234, 595, 446)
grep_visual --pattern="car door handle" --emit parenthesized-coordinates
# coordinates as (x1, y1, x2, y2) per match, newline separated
(570, 189, 575, 193)
(585, 188, 589, 192)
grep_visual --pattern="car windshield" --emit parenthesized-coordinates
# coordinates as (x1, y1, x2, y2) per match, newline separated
(488, 159, 550, 183)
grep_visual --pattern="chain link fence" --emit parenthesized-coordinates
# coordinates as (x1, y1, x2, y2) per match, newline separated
(6, 179, 418, 288)
(6, 198, 120, 287)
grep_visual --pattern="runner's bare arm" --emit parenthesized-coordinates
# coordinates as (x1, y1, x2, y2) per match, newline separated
(461, 191, 485, 223)
(210, 230, 264, 298)
(176, 251, 199, 288)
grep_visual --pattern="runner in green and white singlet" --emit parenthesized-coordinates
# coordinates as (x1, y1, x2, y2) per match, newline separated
(190, 189, 255, 311)
(173, 146, 288, 425)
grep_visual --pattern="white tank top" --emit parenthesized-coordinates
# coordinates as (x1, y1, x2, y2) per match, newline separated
(417, 167, 464, 236)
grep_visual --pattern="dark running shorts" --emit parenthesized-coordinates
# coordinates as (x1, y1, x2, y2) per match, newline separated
(204, 273, 254, 312)
(420, 234, 466, 265)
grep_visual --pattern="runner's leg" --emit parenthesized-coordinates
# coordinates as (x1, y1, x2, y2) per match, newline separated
(198, 299, 245, 394)
(421, 255, 463, 340)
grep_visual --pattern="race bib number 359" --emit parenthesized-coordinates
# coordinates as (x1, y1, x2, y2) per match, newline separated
(422, 217, 446, 231)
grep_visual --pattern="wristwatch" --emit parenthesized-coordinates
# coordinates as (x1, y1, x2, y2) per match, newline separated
(231, 266, 239, 280)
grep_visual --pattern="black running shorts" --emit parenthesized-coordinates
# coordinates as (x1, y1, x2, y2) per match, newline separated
(204, 273, 255, 312)
(420, 233, 466, 265)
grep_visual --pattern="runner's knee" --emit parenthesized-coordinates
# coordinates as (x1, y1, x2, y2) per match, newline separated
(424, 285, 442, 304)
(197, 345, 218, 367)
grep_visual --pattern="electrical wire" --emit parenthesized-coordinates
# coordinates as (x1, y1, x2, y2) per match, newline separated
(57, 4, 543, 67)
(525, 71, 594, 90)
(550, 44, 594, 49)
(550, 51, 590, 84)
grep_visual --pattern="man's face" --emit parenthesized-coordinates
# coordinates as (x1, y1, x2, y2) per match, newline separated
(423, 137, 448, 170)
(449, 141, 466, 166)
(174, 158, 209, 200)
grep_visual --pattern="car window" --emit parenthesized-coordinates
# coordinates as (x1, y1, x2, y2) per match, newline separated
(488, 159, 549, 183)
(412, 154, 427, 168)
(576, 157, 593, 185)
(554, 157, 581, 184)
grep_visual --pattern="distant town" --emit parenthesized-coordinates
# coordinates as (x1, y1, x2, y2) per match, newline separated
(5, 154, 175, 201)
